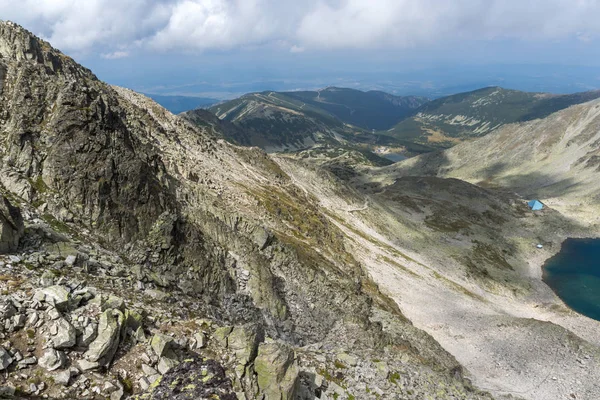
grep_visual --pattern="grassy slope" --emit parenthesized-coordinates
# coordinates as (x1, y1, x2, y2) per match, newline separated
(385, 86, 600, 150)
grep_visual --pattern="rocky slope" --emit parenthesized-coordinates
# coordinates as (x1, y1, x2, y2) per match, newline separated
(0, 21, 492, 400)
(313, 98, 600, 400)
(385, 86, 600, 150)
(201, 91, 354, 152)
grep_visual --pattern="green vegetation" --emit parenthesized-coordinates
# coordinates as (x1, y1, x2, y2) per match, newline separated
(386, 86, 600, 150)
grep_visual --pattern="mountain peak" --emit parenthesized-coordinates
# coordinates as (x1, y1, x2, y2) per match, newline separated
(0, 20, 47, 62)
(0, 20, 95, 78)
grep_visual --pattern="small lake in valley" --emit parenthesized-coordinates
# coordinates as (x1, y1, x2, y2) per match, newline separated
(543, 238, 600, 321)
(381, 153, 407, 163)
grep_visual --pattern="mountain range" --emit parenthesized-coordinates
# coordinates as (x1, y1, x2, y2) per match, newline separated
(1, 20, 600, 400)
(203, 86, 600, 157)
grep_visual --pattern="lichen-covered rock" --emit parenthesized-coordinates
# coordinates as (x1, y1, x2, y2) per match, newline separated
(102, 295, 125, 312)
(85, 309, 123, 366)
(0, 195, 23, 254)
(212, 326, 233, 348)
(133, 356, 236, 400)
(150, 333, 174, 358)
(228, 324, 262, 367)
(254, 340, 299, 400)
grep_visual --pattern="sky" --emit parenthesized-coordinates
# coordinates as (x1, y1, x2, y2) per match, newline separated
(2, 0, 600, 99)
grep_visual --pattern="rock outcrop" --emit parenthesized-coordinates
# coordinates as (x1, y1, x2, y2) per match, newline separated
(255, 340, 299, 400)
(0, 195, 23, 253)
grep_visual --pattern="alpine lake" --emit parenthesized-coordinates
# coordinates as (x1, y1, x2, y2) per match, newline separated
(543, 238, 600, 321)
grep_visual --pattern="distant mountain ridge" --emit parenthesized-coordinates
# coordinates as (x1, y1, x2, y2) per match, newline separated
(201, 85, 600, 157)
(202, 87, 427, 152)
(384, 86, 600, 149)
(282, 87, 428, 130)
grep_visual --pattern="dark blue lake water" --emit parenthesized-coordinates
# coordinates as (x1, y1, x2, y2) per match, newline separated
(543, 238, 600, 321)
(382, 153, 407, 163)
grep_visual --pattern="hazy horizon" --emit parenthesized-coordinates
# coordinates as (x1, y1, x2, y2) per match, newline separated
(2, 0, 599, 100)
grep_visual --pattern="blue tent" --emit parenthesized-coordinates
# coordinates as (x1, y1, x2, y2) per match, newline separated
(528, 200, 544, 211)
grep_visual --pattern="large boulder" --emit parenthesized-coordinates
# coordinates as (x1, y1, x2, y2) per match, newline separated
(0, 195, 24, 254)
(36, 285, 70, 311)
(85, 309, 123, 366)
(254, 340, 299, 400)
(50, 318, 77, 349)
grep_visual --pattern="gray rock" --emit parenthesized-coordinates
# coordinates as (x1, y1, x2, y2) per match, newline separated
(77, 359, 100, 371)
(47, 307, 61, 320)
(150, 333, 174, 358)
(255, 340, 299, 400)
(193, 331, 207, 349)
(39, 348, 66, 371)
(336, 352, 358, 367)
(17, 356, 37, 368)
(0, 299, 16, 319)
(212, 326, 233, 348)
(12, 314, 25, 329)
(53, 369, 71, 386)
(134, 326, 146, 342)
(27, 311, 39, 326)
(85, 309, 122, 366)
(50, 318, 76, 349)
(157, 356, 179, 375)
(12, 350, 22, 362)
(138, 376, 150, 391)
(0, 385, 16, 397)
(109, 382, 124, 400)
(102, 295, 125, 312)
(103, 381, 118, 394)
(228, 325, 261, 367)
(40, 271, 55, 287)
(0, 346, 13, 370)
(80, 321, 98, 347)
(146, 289, 169, 301)
(142, 363, 158, 376)
(65, 254, 77, 266)
(36, 286, 70, 310)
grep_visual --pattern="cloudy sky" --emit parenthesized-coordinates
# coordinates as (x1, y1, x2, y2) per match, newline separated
(2, 0, 600, 98)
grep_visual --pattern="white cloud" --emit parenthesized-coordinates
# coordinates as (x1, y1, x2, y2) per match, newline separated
(101, 51, 130, 59)
(290, 45, 305, 53)
(0, 0, 598, 54)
